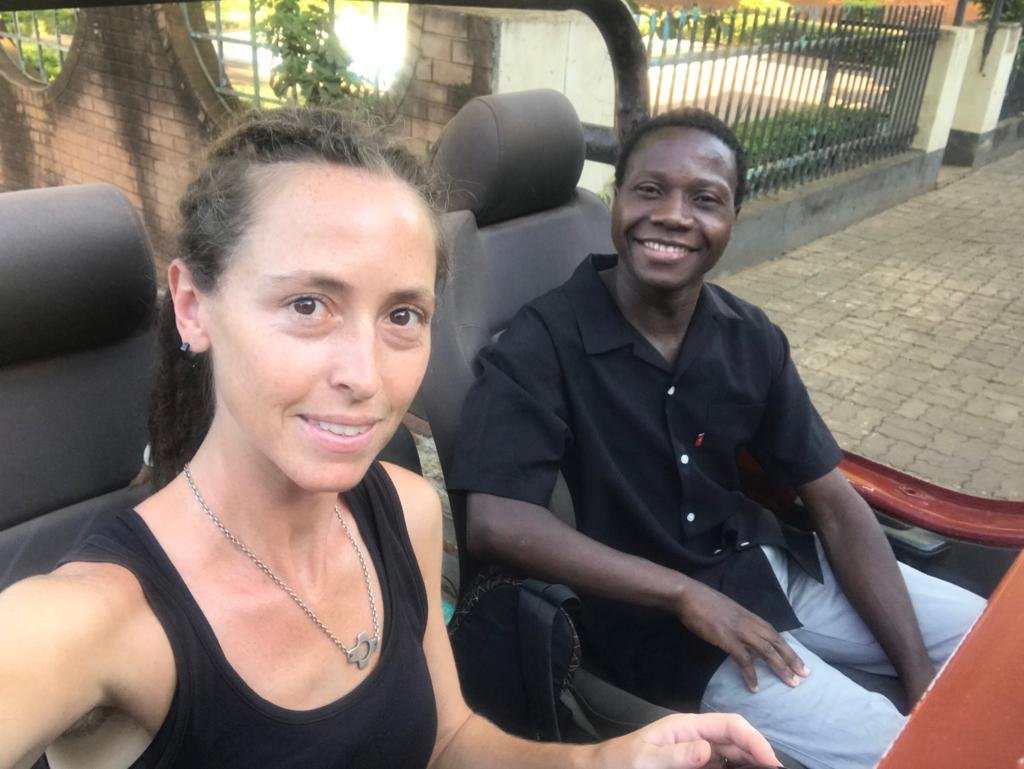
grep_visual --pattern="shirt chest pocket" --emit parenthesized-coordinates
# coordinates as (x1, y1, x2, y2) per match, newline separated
(705, 401, 766, 454)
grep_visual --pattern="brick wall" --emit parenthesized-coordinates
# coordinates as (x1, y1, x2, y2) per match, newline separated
(393, 6, 496, 158)
(0, 5, 227, 272)
(0, 4, 496, 267)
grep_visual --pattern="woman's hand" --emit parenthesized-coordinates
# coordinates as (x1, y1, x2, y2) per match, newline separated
(588, 712, 779, 769)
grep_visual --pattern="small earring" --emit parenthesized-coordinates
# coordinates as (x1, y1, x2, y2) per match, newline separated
(179, 342, 190, 353)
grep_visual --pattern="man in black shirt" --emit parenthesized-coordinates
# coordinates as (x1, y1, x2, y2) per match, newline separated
(448, 109, 983, 769)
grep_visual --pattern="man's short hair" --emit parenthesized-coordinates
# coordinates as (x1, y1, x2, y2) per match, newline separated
(614, 108, 749, 209)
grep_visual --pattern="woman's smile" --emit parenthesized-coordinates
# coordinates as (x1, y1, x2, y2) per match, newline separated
(299, 415, 380, 454)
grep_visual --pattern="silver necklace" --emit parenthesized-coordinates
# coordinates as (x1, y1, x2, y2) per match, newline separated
(183, 463, 380, 669)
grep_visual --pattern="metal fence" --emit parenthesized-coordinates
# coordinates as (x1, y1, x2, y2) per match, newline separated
(635, 5, 942, 199)
(0, 9, 78, 85)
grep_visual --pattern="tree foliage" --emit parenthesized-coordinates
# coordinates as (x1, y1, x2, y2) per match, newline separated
(258, 0, 370, 106)
(972, 0, 1024, 22)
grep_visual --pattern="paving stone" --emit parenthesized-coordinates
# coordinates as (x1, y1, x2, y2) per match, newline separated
(916, 385, 970, 411)
(999, 476, 1024, 499)
(963, 396, 1020, 425)
(993, 444, 1024, 465)
(895, 400, 929, 420)
(915, 447, 980, 475)
(879, 441, 920, 469)
(848, 385, 905, 411)
(719, 149, 1024, 499)
(958, 437, 999, 464)
(858, 431, 893, 457)
(1003, 425, 1024, 451)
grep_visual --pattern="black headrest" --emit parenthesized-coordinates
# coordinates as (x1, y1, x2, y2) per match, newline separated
(0, 184, 157, 366)
(432, 89, 585, 226)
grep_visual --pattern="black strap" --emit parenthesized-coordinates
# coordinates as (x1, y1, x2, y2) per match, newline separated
(516, 579, 580, 741)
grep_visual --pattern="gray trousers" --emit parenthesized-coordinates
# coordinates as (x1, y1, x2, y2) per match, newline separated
(698, 540, 985, 769)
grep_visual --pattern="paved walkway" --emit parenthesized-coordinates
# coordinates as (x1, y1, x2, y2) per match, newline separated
(717, 149, 1024, 499)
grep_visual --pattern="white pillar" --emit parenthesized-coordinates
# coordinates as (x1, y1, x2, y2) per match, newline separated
(945, 22, 1023, 165)
(912, 25, 977, 154)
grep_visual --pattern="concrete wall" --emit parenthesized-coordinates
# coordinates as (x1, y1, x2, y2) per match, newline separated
(489, 9, 616, 194)
(0, 5, 227, 270)
(714, 149, 945, 278)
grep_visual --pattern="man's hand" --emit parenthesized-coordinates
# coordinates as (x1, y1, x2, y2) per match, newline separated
(589, 713, 779, 769)
(674, 580, 810, 693)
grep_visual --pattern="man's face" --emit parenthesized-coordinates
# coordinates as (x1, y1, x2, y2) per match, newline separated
(611, 126, 739, 295)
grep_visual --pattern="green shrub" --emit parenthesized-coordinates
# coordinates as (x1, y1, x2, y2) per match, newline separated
(972, 0, 1024, 21)
(738, 104, 887, 165)
(257, 0, 370, 105)
(19, 45, 61, 81)
(0, 11, 76, 83)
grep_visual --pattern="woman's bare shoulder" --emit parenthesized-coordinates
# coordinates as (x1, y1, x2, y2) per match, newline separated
(0, 562, 152, 664)
(378, 462, 442, 552)
(4, 561, 145, 617)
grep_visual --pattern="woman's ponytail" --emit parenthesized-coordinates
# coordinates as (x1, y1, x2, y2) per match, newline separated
(147, 293, 214, 489)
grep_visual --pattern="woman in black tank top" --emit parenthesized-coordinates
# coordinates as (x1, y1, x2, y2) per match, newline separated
(0, 108, 776, 769)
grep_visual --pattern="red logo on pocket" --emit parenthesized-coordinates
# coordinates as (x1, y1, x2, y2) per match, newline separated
(695, 433, 705, 447)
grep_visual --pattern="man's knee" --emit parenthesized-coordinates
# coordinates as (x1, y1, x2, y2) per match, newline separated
(699, 654, 905, 769)
(899, 564, 986, 661)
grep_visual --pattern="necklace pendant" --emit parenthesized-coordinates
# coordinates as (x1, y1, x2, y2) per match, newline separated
(346, 632, 379, 669)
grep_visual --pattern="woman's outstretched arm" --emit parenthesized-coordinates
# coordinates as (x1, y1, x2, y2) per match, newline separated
(384, 464, 780, 769)
(0, 565, 172, 769)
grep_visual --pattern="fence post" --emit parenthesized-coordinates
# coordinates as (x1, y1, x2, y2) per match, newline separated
(912, 25, 976, 154)
(944, 21, 1023, 166)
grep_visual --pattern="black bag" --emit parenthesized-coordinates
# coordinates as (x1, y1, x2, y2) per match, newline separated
(448, 571, 581, 741)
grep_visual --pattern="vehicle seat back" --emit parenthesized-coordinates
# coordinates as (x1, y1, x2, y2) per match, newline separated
(423, 89, 613, 585)
(0, 184, 157, 588)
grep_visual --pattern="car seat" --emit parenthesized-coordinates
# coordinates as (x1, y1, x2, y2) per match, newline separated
(0, 184, 158, 590)
(420, 89, 680, 739)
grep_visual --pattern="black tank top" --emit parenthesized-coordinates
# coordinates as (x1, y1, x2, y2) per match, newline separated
(60, 463, 438, 769)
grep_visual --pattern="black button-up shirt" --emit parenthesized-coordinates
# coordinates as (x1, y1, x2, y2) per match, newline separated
(449, 254, 843, 701)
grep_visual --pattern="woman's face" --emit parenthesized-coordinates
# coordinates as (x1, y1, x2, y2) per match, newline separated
(189, 162, 437, 493)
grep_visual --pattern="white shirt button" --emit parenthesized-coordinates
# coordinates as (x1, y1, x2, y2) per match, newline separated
(680, 454, 689, 465)
(714, 548, 723, 555)
(739, 541, 751, 548)
(686, 512, 696, 523)
(667, 386, 675, 396)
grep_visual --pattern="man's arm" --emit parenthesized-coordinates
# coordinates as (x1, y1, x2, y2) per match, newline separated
(798, 468, 935, 704)
(468, 492, 809, 691)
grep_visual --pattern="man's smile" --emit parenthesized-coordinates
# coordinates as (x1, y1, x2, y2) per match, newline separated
(635, 237, 701, 261)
